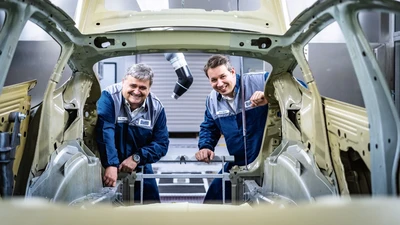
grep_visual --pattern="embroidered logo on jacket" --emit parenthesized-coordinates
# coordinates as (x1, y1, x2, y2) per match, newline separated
(138, 118, 151, 127)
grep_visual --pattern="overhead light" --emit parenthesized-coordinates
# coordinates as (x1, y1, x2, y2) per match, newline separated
(137, 0, 169, 11)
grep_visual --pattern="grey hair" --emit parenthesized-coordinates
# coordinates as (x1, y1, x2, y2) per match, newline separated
(124, 63, 154, 86)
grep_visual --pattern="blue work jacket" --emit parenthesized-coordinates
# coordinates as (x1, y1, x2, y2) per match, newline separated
(96, 83, 169, 168)
(198, 72, 269, 166)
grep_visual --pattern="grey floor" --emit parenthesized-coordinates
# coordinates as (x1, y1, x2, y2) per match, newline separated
(152, 137, 229, 203)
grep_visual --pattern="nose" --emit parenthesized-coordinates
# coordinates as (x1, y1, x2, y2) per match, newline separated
(133, 88, 141, 95)
(216, 79, 224, 87)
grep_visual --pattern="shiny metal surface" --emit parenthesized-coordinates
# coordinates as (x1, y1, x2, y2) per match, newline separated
(259, 140, 337, 203)
(26, 141, 104, 203)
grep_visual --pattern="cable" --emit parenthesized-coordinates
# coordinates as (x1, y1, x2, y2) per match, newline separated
(239, 56, 248, 170)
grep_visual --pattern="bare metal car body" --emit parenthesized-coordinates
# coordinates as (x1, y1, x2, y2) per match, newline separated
(0, 0, 399, 210)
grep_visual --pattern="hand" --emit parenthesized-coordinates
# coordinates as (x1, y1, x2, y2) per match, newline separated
(103, 166, 118, 187)
(118, 156, 138, 173)
(195, 148, 215, 163)
(250, 91, 268, 107)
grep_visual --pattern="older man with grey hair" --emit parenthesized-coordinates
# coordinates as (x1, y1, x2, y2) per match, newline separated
(96, 63, 169, 203)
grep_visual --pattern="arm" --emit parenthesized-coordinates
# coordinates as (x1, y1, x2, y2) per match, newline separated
(248, 72, 269, 107)
(197, 107, 221, 162)
(96, 91, 120, 167)
(96, 91, 119, 186)
(137, 108, 169, 164)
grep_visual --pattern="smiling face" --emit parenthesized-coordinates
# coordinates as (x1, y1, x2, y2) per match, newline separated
(207, 65, 236, 98)
(121, 75, 151, 110)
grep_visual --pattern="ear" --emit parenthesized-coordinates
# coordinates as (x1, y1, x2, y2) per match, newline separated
(231, 67, 236, 75)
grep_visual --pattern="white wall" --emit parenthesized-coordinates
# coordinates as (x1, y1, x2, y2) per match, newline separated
(19, 0, 79, 41)
(285, 0, 346, 43)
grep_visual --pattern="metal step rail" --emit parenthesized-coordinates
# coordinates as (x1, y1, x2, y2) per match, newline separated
(123, 155, 234, 205)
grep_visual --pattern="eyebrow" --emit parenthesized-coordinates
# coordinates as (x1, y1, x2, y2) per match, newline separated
(130, 84, 148, 88)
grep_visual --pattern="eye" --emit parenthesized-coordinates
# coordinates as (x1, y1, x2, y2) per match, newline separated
(211, 79, 217, 83)
(140, 86, 147, 91)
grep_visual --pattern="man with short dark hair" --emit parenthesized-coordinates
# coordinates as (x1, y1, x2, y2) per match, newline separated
(96, 63, 169, 203)
(196, 55, 269, 204)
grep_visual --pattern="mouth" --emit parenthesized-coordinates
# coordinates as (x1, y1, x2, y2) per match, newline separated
(218, 85, 227, 92)
(129, 93, 142, 100)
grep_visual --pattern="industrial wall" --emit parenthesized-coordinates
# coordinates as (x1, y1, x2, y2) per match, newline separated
(137, 54, 213, 132)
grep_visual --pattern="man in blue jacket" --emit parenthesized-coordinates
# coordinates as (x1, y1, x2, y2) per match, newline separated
(96, 63, 169, 204)
(195, 55, 269, 204)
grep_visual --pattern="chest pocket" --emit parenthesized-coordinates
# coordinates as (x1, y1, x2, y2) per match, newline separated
(131, 116, 153, 144)
(213, 102, 238, 136)
(128, 108, 154, 143)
